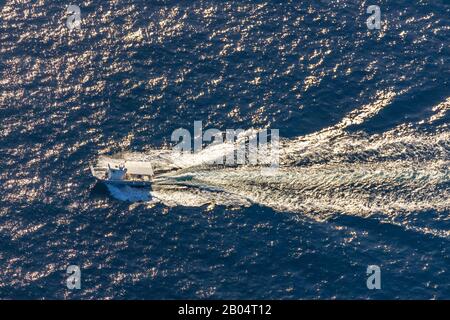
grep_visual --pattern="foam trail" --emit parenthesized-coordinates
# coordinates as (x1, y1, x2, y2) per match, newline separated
(155, 160, 449, 216)
(97, 96, 450, 237)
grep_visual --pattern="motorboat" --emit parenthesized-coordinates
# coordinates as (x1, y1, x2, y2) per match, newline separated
(90, 161, 154, 187)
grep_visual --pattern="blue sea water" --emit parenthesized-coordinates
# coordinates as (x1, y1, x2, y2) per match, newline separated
(0, 0, 449, 299)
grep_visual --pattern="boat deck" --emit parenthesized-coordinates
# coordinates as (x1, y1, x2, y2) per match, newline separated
(91, 160, 155, 187)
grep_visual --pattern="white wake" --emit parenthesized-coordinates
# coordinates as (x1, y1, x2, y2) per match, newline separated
(98, 94, 450, 236)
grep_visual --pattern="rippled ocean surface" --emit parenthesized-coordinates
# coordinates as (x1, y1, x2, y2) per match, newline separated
(1, 0, 449, 299)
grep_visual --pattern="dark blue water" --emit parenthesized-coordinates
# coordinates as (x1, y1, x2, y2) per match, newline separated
(0, 0, 449, 299)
